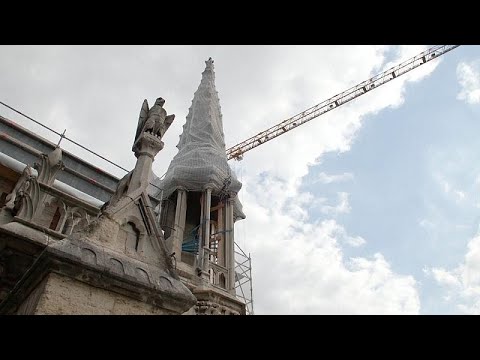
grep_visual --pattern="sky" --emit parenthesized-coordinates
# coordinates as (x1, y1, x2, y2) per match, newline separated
(1, 45, 479, 314)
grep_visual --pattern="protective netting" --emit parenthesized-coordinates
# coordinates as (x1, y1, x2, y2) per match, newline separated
(152, 58, 245, 221)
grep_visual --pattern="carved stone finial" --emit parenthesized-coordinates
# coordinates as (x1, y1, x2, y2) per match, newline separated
(205, 57, 214, 71)
(102, 98, 174, 214)
(35, 147, 64, 186)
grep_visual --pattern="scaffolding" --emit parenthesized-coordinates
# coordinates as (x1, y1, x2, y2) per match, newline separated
(234, 242, 254, 315)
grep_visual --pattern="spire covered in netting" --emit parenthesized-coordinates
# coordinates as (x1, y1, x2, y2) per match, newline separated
(176, 57, 227, 155)
(159, 58, 245, 219)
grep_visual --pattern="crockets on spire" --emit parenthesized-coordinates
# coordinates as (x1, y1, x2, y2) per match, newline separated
(160, 58, 243, 204)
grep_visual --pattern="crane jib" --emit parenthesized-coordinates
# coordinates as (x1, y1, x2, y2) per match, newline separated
(226, 45, 460, 161)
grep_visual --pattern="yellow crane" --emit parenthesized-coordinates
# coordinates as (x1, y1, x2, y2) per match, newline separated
(226, 45, 460, 161)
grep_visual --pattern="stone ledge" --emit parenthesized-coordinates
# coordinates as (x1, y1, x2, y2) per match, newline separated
(0, 235, 196, 314)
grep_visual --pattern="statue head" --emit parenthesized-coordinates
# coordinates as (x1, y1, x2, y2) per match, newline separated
(205, 57, 214, 71)
(155, 97, 165, 107)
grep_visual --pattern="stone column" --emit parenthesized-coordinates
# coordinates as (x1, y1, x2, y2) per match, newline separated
(129, 134, 165, 195)
(195, 192, 203, 271)
(225, 197, 235, 294)
(200, 187, 212, 281)
(129, 152, 155, 194)
(172, 188, 187, 262)
(217, 204, 225, 267)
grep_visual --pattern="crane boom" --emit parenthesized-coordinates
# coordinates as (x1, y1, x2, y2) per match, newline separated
(226, 45, 460, 161)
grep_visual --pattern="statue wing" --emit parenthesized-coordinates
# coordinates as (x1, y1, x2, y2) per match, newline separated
(135, 99, 149, 142)
(164, 114, 175, 132)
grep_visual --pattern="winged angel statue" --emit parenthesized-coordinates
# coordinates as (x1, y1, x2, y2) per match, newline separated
(133, 97, 175, 153)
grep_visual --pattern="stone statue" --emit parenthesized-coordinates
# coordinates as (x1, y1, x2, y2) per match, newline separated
(4, 165, 35, 212)
(103, 97, 175, 211)
(133, 97, 175, 155)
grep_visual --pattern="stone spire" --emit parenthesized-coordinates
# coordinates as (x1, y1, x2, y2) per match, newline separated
(160, 58, 243, 210)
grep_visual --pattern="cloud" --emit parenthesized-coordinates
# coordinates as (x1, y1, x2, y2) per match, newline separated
(240, 181, 419, 314)
(315, 172, 354, 184)
(231, 45, 436, 314)
(328, 220, 366, 247)
(457, 60, 480, 104)
(426, 231, 480, 314)
(427, 267, 462, 288)
(318, 192, 352, 215)
(346, 235, 367, 247)
(0, 45, 432, 314)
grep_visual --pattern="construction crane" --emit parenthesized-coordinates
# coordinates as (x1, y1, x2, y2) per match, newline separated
(226, 45, 460, 161)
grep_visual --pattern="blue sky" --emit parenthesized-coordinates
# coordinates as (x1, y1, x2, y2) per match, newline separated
(1, 45, 479, 314)
(300, 45, 480, 314)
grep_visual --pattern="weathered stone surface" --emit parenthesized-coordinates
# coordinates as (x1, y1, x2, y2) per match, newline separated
(192, 285, 246, 315)
(32, 273, 173, 315)
(0, 97, 197, 315)
(16, 275, 47, 315)
(0, 67, 250, 315)
(0, 234, 196, 314)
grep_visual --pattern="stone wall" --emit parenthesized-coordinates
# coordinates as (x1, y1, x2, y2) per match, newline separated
(28, 273, 175, 315)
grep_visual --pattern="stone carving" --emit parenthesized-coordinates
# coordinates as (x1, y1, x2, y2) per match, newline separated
(135, 268, 150, 284)
(72, 98, 178, 270)
(4, 165, 36, 215)
(195, 300, 239, 315)
(81, 248, 97, 264)
(109, 258, 125, 274)
(133, 98, 175, 157)
(101, 98, 175, 212)
(159, 275, 173, 288)
(34, 147, 64, 186)
(4, 165, 41, 221)
(101, 172, 133, 211)
(4, 147, 64, 222)
(64, 207, 91, 235)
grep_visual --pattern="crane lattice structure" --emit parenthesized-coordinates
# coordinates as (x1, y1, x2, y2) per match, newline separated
(226, 45, 459, 161)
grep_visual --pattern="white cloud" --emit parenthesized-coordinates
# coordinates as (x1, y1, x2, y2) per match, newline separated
(232, 45, 435, 314)
(428, 267, 462, 288)
(239, 180, 419, 314)
(457, 60, 480, 104)
(309, 219, 366, 247)
(319, 192, 352, 215)
(0, 45, 431, 314)
(315, 172, 354, 184)
(426, 232, 480, 314)
(331, 222, 366, 247)
(345, 235, 367, 248)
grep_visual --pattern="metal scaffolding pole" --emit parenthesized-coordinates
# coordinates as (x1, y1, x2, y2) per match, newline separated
(234, 241, 254, 315)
